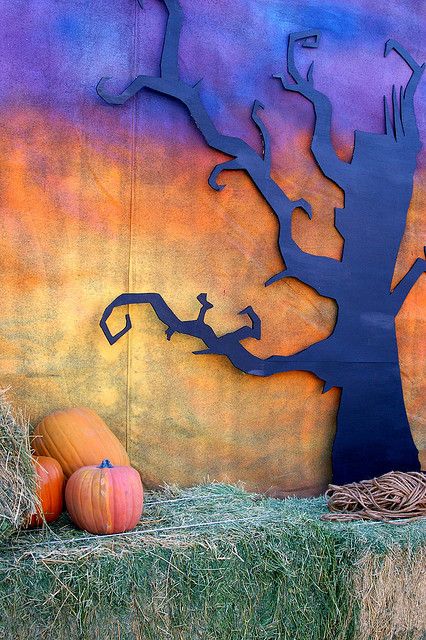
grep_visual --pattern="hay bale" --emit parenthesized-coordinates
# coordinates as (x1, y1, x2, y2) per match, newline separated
(0, 392, 37, 540)
(355, 547, 426, 640)
(0, 482, 424, 640)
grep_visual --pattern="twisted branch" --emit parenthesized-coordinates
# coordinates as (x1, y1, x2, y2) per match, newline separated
(251, 100, 271, 173)
(97, 0, 341, 298)
(99, 293, 331, 381)
(209, 101, 271, 191)
(391, 250, 426, 313)
(384, 39, 425, 144)
(274, 31, 349, 186)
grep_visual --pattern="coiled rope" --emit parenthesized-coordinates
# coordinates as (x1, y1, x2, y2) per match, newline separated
(321, 471, 426, 523)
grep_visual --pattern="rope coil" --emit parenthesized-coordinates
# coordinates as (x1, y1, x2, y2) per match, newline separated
(321, 471, 426, 523)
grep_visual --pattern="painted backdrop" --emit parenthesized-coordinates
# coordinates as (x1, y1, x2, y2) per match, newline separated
(0, 0, 424, 495)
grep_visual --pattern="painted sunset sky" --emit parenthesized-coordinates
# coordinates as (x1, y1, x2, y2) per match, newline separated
(0, 0, 424, 494)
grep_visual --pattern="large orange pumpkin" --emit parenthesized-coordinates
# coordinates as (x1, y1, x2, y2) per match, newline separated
(65, 459, 143, 534)
(28, 456, 65, 527)
(32, 407, 130, 478)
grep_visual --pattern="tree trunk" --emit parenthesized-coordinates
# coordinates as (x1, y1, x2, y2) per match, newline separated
(331, 362, 420, 485)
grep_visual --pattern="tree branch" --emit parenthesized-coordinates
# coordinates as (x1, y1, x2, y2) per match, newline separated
(274, 31, 349, 186)
(265, 201, 343, 297)
(97, 1, 342, 299)
(265, 248, 343, 299)
(97, 3, 287, 201)
(208, 159, 242, 192)
(384, 39, 425, 145)
(251, 100, 271, 173)
(98, 1, 342, 371)
(100, 293, 331, 381)
(391, 252, 426, 313)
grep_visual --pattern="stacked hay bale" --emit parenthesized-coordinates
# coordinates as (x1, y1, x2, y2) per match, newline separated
(0, 392, 37, 541)
(0, 482, 425, 640)
(0, 397, 424, 639)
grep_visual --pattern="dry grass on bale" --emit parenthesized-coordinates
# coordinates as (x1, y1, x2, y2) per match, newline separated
(355, 546, 426, 640)
(0, 482, 425, 640)
(0, 391, 37, 541)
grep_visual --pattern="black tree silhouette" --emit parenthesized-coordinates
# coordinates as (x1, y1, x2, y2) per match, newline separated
(98, 0, 425, 484)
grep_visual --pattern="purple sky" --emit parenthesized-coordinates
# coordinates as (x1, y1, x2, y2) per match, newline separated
(0, 0, 424, 162)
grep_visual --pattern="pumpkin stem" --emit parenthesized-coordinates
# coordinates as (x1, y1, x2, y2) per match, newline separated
(98, 459, 114, 468)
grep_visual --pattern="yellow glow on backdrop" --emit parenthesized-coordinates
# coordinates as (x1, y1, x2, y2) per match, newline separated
(0, 107, 424, 495)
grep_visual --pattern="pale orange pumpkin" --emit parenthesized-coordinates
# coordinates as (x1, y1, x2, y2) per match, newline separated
(32, 407, 130, 478)
(65, 459, 143, 534)
(28, 456, 65, 527)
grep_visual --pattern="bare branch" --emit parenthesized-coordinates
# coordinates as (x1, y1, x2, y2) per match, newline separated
(384, 40, 425, 145)
(100, 293, 330, 381)
(97, 1, 337, 298)
(208, 159, 242, 192)
(274, 31, 349, 186)
(98, 2, 343, 346)
(136, 0, 183, 78)
(392, 85, 404, 141)
(391, 251, 426, 313)
(265, 252, 343, 299)
(251, 100, 271, 173)
(266, 199, 342, 298)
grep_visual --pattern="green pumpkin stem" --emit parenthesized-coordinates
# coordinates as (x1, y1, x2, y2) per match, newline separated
(98, 459, 114, 469)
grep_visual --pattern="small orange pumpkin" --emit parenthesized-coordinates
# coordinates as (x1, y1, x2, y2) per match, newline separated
(32, 407, 130, 478)
(65, 459, 143, 535)
(28, 456, 65, 528)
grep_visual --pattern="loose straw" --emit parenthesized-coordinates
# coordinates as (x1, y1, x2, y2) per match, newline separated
(17, 472, 426, 550)
(30, 515, 270, 547)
